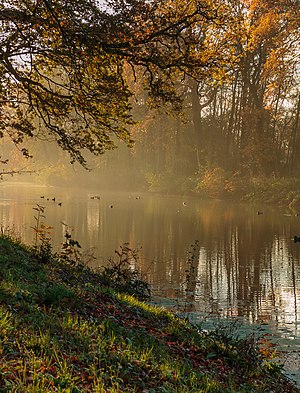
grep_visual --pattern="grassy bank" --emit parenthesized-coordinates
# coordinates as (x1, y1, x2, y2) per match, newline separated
(0, 235, 299, 393)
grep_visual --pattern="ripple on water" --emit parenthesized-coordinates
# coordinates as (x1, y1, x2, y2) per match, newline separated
(277, 351, 300, 387)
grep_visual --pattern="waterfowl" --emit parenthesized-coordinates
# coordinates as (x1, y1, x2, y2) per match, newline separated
(294, 236, 300, 243)
(182, 202, 187, 206)
(257, 211, 263, 215)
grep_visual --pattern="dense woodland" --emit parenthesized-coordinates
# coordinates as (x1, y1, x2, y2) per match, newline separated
(0, 0, 299, 204)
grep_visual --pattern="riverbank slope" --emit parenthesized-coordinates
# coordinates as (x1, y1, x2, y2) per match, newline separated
(0, 235, 299, 392)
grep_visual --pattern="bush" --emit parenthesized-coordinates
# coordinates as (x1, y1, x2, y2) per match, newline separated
(244, 176, 300, 205)
(197, 167, 230, 199)
(99, 243, 151, 301)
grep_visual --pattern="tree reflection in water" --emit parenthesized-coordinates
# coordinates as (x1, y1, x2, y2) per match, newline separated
(1, 184, 300, 374)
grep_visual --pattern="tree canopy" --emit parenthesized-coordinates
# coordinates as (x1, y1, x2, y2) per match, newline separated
(0, 0, 226, 166)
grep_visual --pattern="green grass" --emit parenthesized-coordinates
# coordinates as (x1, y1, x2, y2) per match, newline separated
(0, 235, 299, 392)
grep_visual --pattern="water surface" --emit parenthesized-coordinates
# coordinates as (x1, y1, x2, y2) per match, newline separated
(1, 182, 300, 384)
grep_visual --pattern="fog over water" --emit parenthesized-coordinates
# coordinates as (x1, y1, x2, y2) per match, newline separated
(1, 181, 300, 384)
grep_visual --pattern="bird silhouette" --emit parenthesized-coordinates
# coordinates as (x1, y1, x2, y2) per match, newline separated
(294, 236, 300, 243)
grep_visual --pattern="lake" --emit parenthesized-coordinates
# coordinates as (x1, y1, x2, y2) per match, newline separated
(1, 182, 300, 385)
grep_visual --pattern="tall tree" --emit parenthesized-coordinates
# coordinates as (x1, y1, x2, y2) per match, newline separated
(183, 0, 300, 176)
(0, 0, 223, 166)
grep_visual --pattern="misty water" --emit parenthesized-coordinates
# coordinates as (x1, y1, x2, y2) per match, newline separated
(1, 182, 300, 385)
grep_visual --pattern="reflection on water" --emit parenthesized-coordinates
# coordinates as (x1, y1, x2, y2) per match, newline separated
(1, 182, 300, 384)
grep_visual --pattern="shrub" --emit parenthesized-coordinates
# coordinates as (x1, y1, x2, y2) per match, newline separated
(197, 167, 230, 199)
(58, 230, 82, 266)
(99, 243, 151, 301)
(31, 205, 53, 263)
